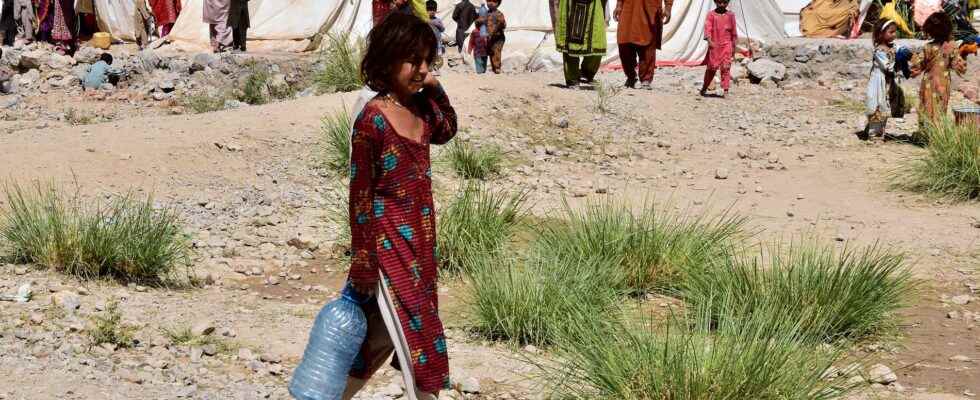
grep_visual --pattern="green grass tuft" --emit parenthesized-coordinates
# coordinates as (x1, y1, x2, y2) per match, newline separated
(315, 33, 364, 93)
(445, 139, 503, 180)
(682, 238, 913, 343)
(893, 118, 980, 200)
(437, 182, 529, 275)
(88, 301, 136, 348)
(239, 66, 270, 105)
(535, 198, 748, 294)
(593, 80, 623, 114)
(320, 108, 353, 176)
(0, 182, 192, 285)
(182, 94, 226, 114)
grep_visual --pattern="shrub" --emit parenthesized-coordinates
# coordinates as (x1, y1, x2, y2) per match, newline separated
(682, 239, 913, 343)
(437, 183, 529, 275)
(182, 94, 226, 114)
(893, 118, 980, 200)
(239, 67, 270, 105)
(544, 298, 856, 400)
(88, 301, 136, 348)
(467, 249, 622, 346)
(320, 108, 353, 176)
(593, 80, 623, 114)
(535, 198, 748, 293)
(0, 182, 192, 285)
(445, 139, 503, 180)
(161, 325, 237, 353)
(315, 33, 364, 93)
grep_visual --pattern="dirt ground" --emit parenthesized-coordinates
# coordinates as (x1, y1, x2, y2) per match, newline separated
(1, 55, 979, 399)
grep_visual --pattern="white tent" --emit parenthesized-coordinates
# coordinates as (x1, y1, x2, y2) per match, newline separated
(93, 0, 139, 42)
(166, 0, 370, 52)
(774, 0, 811, 36)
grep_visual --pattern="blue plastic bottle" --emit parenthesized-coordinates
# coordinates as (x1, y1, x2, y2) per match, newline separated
(289, 283, 370, 400)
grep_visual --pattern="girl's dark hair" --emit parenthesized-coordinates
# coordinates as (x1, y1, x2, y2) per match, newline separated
(360, 13, 437, 92)
(872, 18, 895, 45)
(426, 0, 437, 11)
(100, 53, 114, 64)
(922, 12, 953, 42)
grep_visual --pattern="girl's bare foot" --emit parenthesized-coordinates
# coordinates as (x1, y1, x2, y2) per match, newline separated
(699, 88, 708, 97)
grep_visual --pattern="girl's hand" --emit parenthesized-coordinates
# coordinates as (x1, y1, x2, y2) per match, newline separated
(350, 281, 376, 297)
(423, 73, 440, 89)
(614, 7, 621, 21)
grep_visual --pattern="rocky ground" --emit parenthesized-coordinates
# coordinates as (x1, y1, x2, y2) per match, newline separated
(0, 39, 979, 400)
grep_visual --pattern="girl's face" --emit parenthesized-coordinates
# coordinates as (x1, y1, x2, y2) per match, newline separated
(487, 0, 498, 10)
(393, 55, 431, 95)
(883, 24, 898, 43)
(715, 0, 728, 8)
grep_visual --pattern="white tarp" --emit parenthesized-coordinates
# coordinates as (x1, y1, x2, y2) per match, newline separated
(93, 0, 138, 42)
(168, 0, 352, 51)
(774, 0, 811, 36)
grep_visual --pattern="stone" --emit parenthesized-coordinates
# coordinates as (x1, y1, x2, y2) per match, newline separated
(950, 355, 972, 362)
(223, 99, 246, 109)
(202, 344, 218, 356)
(14, 266, 27, 275)
(71, 65, 90, 81)
(238, 347, 256, 361)
(119, 370, 144, 385)
(19, 51, 44, 70)
(190, 346, 204, 363)
(51, 291, 81, 313)
(157, 78, 176, 93)
(459, 377, 481, 394)
(28, 313, 44, 325)
(138, 49, 162, 70)
(268, 364, 284, 375)
(247, 360, 265, 373)
(167, 58, 192, 74)
(747, 59, 787, 83)
(794, 45, 817, 63)
(948, 311, 962, 319)
(868, 364, 897, 385)
(191, 53, 217, 72)
(151, 92, 172, 101)
(260, 352, 281, 364)
(73, 47, 102, 64)
(950, 295, 973, 305)
(379, 383, 403, 397)
(714, 168, 729, 180)
(1, 48, 23, 68)
(553, 116, 569, 128)
(191, 321, 215, 336)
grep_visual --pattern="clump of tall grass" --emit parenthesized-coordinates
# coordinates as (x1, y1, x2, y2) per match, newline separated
(445, 139, 503, 180)
(682, 239, 913, 343)
(239, 66, 270, 105)
(88, 301, 136, 348)
(592, 80, 623, 114)
(182, 93, 226, 114)
(467, 249, 622, 346)
(544, 298, 856, 400)
(315, 33, 364, 93)
(893, 118, 980, 200)
(320, 108, 353, 176)
(0, 182, 191, 285)
(437, 183, 529, 275)
(535, 198, 748, 293)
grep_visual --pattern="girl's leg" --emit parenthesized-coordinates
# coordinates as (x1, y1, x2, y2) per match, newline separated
(720, 65, 732, 92)
(701, 68, 716, 95)
(475, 56, 487, 74)
(341, 377, 369, 400)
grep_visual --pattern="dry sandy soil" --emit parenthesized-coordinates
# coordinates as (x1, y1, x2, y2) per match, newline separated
(0, 53, 979, 400)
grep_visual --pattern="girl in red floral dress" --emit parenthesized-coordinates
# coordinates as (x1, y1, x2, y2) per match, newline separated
(342, 12, 457, 400)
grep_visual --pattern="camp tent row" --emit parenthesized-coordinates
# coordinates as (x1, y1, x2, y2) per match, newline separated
(91, 0, 876, 67)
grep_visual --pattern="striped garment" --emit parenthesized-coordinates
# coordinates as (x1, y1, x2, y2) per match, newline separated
(347, 85, 457, 393)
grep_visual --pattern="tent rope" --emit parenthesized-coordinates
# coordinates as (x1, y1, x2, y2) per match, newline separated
(736, 0, 754, 58)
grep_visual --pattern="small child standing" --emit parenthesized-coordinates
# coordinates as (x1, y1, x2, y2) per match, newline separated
(485, 0, 506, 74)
(426, 0, 445, 75)
(468, 15, 489, 73)
(861, 19, 900, 140)
(700, 0, 737, 98)
(910, 12, 968, 131)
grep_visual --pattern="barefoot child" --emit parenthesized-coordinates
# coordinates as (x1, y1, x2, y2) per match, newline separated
(700, 0, 737, 98)
(861, 19, 900, 140)
(342, 12, 457, 400)
(910, 12, 968, 131)
(468, 15, 489, 73)
(485, 0, 506, 74)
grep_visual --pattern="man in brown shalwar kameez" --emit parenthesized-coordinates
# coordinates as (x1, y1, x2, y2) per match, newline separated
(615, 0, 672, 89)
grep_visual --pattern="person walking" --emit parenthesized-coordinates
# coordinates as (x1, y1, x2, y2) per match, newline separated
(554, 0, 607, 88)
(228, 0, 249, 52)
(134, 0, 151, 49)
(149, 0, 182, 37)
(615, 0, 673, 89)
(203, 0, 231, 53)
(452, 0, 477, 54)
(1, 0, 17, 46)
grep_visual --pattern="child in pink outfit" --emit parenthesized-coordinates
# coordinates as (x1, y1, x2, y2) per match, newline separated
(700, 0, 737, 98)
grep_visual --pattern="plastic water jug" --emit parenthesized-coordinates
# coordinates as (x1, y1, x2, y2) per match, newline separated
(289, 283, 370, 400)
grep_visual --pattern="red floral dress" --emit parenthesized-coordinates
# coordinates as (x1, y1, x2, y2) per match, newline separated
(347, 85, 457, 392)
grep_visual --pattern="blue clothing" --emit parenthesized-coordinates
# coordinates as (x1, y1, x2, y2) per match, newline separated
(429, 16, 445, 54)
(478, 4, 488, 37)
(474, 55, 488, 74)
(83, 61, 110, 89)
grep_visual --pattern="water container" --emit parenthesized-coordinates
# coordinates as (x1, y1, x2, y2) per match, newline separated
(289, 283, 371, 400)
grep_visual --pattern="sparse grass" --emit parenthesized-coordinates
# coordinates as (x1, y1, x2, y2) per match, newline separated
(182, 93, 226, 114)
(239, 65, 270, 105)
(831, 97, 866, 114)
(445, 139, 503, 180)
(64, 108, 96, 125)
(592, 80, 623, 114)
(544, 298, 857, 400)
(467, 249, 622, 346)
(161, 325, 238, 353)
(0, 182, 192, 285)
(324, 178, 351, 251)
(320, 108, 352, 176)
(315, 33, 364, 93)
(438, 183, 529, 275)
(893, 118, 980, 200)
(88, 301, 136, 348)
(535, 198, 748, 294)
(682, 239, 913, 343)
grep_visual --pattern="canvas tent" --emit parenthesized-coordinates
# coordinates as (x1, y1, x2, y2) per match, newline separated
(775, 0, 812, 36)
(166, 0, 369, 52)
(92, 0, 139, 42)
(443, 0, 787, 70)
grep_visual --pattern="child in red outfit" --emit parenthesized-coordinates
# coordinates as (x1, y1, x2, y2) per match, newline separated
(700, 0, 737, 98)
